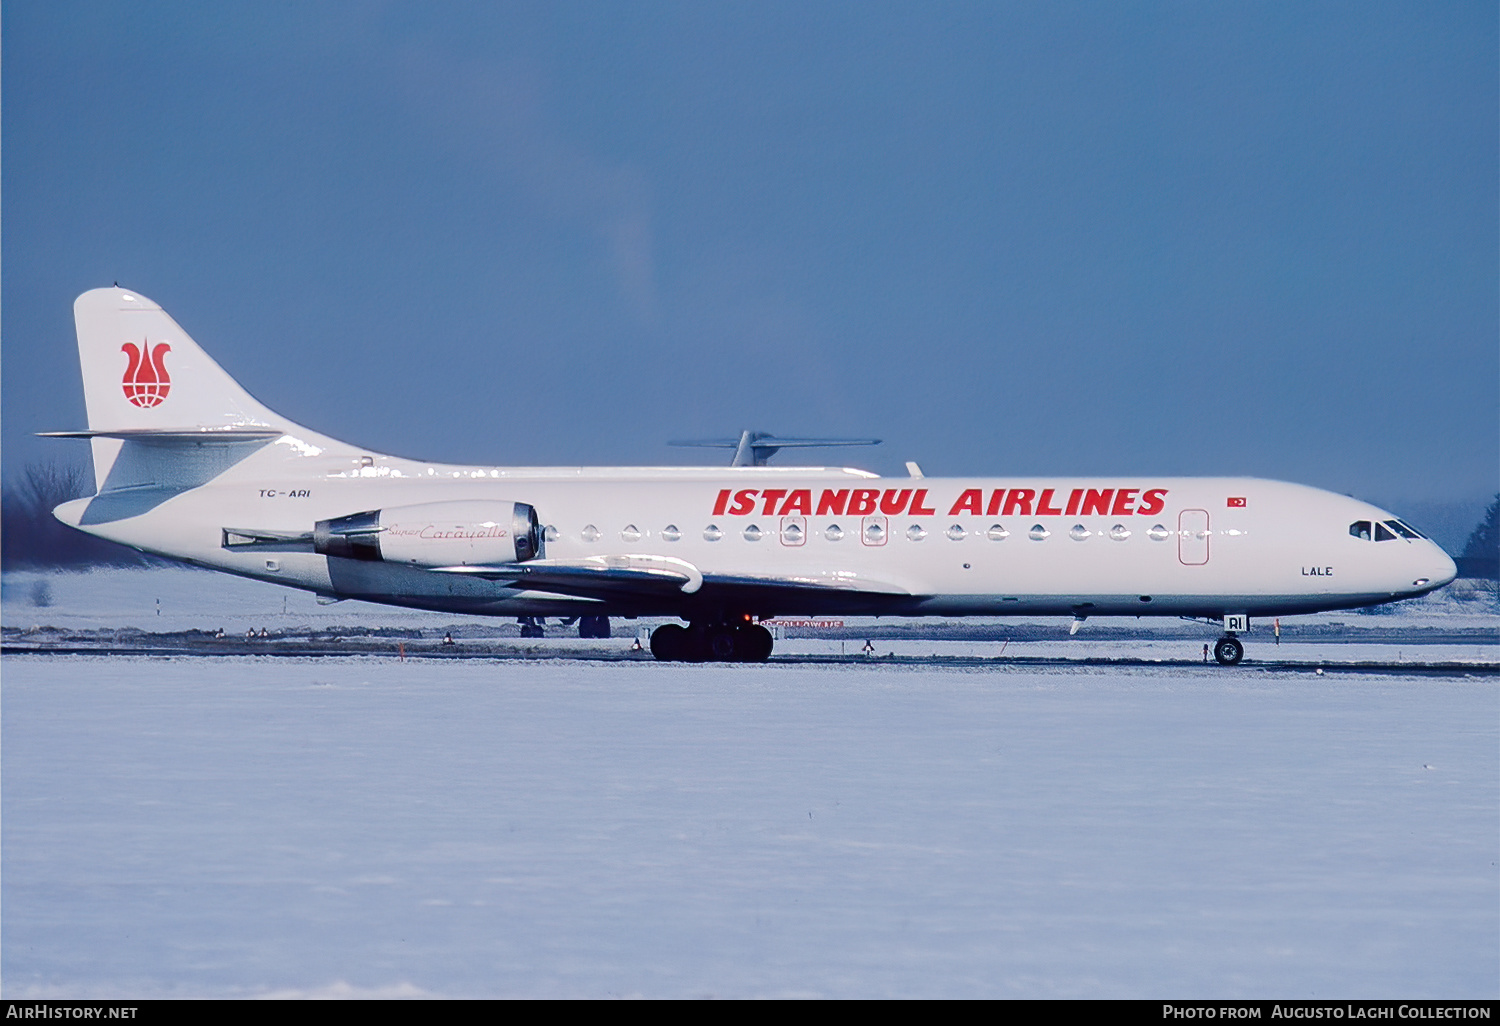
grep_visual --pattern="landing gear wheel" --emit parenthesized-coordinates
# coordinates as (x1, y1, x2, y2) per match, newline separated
(518, 617, 545, 639)
(708, 628, 738, 661)
(736, 624, 774, 662)
(650, 623, 689, 661)
(652, 621, 775, 662)
(1213, 635, 1244, 666)
(578, 615, 611, 639)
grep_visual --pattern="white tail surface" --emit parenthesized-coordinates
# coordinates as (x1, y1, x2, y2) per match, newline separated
(71, 287, 343, 492)
(74, 287, 284, 433)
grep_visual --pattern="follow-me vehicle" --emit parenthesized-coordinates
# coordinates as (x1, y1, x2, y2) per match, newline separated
(46, 287, 1456, 664)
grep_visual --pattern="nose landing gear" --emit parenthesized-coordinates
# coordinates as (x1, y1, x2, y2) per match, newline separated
(650, 620, 774, 662)
(1213, 635, 1244, 666)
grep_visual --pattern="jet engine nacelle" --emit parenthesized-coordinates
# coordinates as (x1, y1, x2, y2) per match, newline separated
(314, 501, 542, 566)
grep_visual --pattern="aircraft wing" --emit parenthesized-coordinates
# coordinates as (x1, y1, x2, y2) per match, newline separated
(431, 555, 703, 599)
(696, 570, 908, 595)
(430, 556, 909, 604)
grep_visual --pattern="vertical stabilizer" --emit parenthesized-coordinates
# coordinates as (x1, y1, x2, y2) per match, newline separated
(75, 287, 284, 432)
(72, 286, 305, 489)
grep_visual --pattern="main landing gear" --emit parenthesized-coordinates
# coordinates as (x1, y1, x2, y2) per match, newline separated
(578, 615, 611, 639)
(1213, 635, 1244, 666)
(650, 620, 774, 663)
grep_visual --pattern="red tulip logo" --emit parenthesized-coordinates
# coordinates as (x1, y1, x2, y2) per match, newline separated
(122, 340, 171, 408)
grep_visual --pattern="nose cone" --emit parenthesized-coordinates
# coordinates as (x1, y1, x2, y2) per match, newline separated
(52, 498, 89, 528)
(1430, 546, 1458, 587)
(1410, 542, 1457, 594)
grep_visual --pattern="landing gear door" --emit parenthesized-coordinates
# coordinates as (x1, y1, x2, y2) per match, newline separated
(1179, 509, 1210, 565)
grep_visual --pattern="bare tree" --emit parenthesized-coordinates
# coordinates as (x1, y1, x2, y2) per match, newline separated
(1, 461, 155, 568)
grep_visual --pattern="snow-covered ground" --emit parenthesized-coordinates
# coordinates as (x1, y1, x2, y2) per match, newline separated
(2, 569, 1497, 998)
(2, 567, 480, 633)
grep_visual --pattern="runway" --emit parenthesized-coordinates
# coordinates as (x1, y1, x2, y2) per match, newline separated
(3, 627, 1494, 677)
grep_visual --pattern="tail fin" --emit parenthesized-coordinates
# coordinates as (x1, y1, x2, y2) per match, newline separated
(74, 286, 284, 433)
(70, 286, 316, 491)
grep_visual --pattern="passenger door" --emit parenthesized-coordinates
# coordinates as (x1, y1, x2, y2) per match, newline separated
(1178, 509, 1210, 565)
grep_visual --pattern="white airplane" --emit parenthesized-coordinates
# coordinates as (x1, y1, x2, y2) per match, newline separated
(45, 286, 1456, 665)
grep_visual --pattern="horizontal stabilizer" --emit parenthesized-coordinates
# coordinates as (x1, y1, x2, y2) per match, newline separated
(40, 427, 284, 443)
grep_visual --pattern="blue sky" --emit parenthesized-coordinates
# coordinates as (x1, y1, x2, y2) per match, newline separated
(4, 2, 1495, 535)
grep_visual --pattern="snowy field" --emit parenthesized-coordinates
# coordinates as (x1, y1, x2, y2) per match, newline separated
(2, 569, 1497, 998)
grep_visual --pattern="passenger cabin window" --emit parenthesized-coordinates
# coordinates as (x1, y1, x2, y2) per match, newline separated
(1374, 522, 1397, 542)
(824, 524, 844, 541)
(1349, 521, 1372, 541)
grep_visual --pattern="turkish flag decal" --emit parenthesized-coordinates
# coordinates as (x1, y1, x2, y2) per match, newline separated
(1227, 497, 1246, 508)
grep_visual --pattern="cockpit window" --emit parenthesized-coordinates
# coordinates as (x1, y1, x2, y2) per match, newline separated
(1394, 519, 1428, 539)
(1349, 521, 1372, 541)
(1374, 522, 1397, 542)
(1385, 520, 1419, 540)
